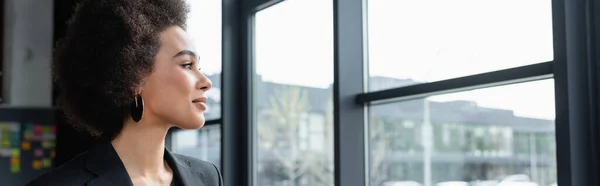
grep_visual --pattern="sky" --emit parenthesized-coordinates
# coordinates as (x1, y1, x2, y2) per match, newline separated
(186, 0, 555, 120)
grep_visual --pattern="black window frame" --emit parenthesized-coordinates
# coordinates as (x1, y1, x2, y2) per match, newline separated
(215, 0, 600, 185)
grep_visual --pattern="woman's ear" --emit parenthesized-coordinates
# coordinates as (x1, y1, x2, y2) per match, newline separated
(133, 85, 142, 96)
(136, 76, 150, 94)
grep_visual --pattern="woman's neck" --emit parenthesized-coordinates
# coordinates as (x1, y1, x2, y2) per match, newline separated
(111, 118, 171, 178)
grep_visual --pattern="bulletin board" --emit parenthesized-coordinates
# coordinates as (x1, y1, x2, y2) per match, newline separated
(0, 108, 55, 186)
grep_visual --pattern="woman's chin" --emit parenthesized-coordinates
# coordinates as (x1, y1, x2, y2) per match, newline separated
(176, 117, 206, 129)
(174, 122, 205, 130)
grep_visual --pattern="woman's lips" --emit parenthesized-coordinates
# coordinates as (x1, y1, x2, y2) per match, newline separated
(194, 102, 207, 111)
(192, 97, 207, 111)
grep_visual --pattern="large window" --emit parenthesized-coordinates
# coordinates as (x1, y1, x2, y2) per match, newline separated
(367, 0, 554, 91)
(169, 0, 222, 166)
(217, 0, 599, 185)
(369, 80, 556, 186)
(254, 0, 334, 185)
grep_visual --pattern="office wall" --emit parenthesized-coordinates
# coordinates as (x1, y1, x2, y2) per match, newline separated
(1, 1, 57, 184)
(3, 0, 54, 107)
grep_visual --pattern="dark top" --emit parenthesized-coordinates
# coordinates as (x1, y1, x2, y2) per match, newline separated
(171, 169, 181, 186)
(171, 176, 179, 186)
(25, 140, 223, 186)
(170, 171, 182, 186)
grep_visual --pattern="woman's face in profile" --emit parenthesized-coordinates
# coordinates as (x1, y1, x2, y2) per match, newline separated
(138, 26, 212, 129)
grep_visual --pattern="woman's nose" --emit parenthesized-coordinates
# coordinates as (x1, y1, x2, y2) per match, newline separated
(197, 72, 212, 91)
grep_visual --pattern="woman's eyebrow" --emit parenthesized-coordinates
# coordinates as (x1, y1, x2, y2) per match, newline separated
(172, 50, 199, 60)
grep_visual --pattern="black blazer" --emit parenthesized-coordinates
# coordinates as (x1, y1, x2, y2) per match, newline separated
(25, 140, 223, 186)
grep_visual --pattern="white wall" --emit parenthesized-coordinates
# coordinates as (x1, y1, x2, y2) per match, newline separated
(3, 0, 54, 107)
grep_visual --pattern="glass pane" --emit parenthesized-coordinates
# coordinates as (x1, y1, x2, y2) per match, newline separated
(186, 0, 222, 120)
(170, 125, 221, 169)
(254, 0, 334, 185)
(369, 80, 556, 186)
(367, 0, 554, 92)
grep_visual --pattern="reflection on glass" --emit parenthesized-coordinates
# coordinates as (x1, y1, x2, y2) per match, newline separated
(171, 125, 222, 169)
(186, 0, 222, 120)
(370, 80, 556, 186)
(367, 0, 554, 91)
(254, 0, 334, 185)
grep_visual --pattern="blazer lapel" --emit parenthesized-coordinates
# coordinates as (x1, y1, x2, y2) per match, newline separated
(84, 140, 134, 186)
(164, 149, 207, 186)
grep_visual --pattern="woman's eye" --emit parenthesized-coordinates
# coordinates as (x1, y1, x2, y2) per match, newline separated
(182, 62, 193, 70)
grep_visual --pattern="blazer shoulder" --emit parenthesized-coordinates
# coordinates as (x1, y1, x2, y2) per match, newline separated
(25, 152, 93, 186)
(172, 153, 223, 185)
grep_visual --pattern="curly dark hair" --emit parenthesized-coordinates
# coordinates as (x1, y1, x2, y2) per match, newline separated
(54, 0, 189, 138)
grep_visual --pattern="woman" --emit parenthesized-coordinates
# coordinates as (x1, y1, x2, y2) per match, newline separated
(26, 0, 222, 185)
